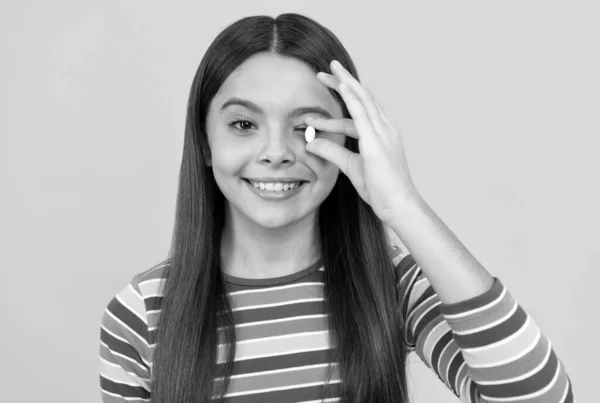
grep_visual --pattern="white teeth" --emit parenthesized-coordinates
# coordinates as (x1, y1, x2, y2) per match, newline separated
(249, 181, 303, 192)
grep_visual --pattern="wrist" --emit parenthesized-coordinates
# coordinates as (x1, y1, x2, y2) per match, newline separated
(383, 190, 426, 227)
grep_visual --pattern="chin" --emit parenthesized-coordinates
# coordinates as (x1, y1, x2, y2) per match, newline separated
(248, 209, 306, 230)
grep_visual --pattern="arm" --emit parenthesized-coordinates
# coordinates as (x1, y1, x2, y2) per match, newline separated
(387, 193, 494, 305)
(304, 56, 576, 401)
(394, 249, 576, 402)
(99, 280, 152, 402)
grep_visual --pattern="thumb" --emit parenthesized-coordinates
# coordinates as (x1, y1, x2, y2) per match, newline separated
(305, 138, 355, 177)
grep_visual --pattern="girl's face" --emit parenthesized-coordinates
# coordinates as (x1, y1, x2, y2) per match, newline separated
(205, 52, 345, 229)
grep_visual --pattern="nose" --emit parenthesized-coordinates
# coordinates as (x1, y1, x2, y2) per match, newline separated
(257, 130, 296, 167)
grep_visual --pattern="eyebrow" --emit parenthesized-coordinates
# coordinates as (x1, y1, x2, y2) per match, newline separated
(220, 97, 333, 119)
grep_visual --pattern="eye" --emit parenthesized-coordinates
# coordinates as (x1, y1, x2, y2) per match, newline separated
(229, 118, 256, 133)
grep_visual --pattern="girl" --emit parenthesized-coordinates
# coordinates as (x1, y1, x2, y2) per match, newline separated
(99, 13, 576, 403)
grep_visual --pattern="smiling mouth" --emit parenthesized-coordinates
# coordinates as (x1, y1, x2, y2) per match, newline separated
(242, 178, 308, 192)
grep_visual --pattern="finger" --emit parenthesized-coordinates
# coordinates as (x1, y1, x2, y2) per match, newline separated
(316, 72, 339, 90)
(330, 61, 385, 134)
(304, 116, 359, 139)
(337, 82, 378, 141)
(318, 71, 387, 134)
(374, 100, 391, 125)
(317, 72, 374, 132)
(305, 137, 358, 178)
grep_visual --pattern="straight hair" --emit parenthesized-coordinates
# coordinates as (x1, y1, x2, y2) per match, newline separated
(152, 13, 409, 402)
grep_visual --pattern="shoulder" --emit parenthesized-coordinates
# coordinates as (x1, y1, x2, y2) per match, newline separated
(389, 244, 409, 265)
(386, 230, 412, 269)
(101, 259, 170, 326)
(385, 227, 410, 265)
(99, 262, 169, 388)
(128, 259, 170, 299)
(385, 234, 421, 292)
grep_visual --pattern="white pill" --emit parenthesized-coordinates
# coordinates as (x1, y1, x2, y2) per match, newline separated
(305, 125, 316, 143)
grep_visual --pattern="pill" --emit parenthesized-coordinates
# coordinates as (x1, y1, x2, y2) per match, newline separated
(305, 126, 315, 143)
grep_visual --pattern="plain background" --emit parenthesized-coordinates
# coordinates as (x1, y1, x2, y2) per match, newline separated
(1, 0, 597, 401)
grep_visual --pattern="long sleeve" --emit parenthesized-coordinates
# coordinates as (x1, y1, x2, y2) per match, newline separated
(99, 277, 152, 402)
(393, 249, 576, 402)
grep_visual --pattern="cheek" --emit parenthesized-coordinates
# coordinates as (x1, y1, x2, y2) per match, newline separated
(309, 154, 340, 189)
(320, 169, 340, 194)
(213, 151, 241, 174)
(309, 132, 345, 178)
(209, 137, 248, 174)
(211, 146, 247, 197)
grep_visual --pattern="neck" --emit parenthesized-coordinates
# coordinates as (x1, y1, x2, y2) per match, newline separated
(220, 209, 321, 280)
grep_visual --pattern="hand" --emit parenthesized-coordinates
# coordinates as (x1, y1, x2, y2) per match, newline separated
(305, 60, 421, 224)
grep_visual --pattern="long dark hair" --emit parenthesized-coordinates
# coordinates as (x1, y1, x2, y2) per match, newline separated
(152, 13, 409, 402)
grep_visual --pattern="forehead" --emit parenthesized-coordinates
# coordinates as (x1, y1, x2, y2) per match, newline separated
(212, 52, 341, 116)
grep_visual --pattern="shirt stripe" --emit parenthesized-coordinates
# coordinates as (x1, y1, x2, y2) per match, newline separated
(99, 247, 576, 402)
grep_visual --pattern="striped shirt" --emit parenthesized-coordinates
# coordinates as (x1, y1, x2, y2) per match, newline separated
(99, 247, 576, 402)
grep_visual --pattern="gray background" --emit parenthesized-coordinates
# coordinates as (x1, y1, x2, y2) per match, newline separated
(1, 0, 596, 401)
